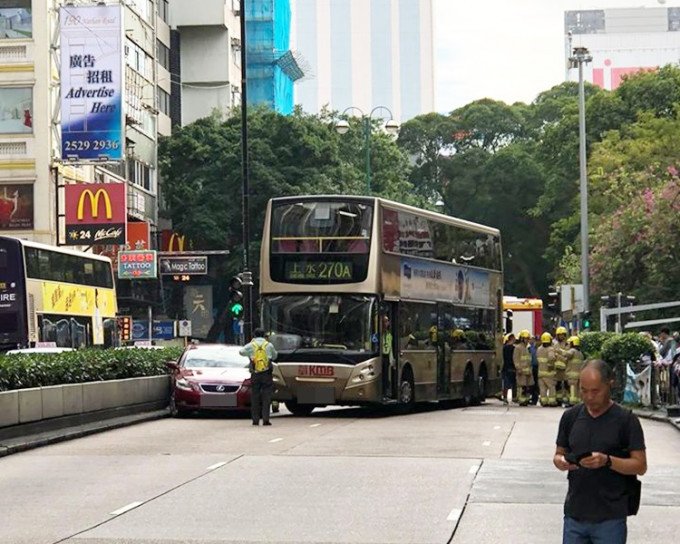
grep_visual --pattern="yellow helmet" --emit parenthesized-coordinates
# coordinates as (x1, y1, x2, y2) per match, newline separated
(452, 329, 465, 339)
(519, 330, 531, 339)
(556, 326, 568, 336)
(503, 333, 514, 343)
(568, 335, 580, 347)
(540, 332, 552, 344)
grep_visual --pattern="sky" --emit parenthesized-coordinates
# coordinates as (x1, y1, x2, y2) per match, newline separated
(433, 0, 678, 112)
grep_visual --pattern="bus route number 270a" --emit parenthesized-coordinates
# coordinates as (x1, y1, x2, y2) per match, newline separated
(285, 261, 353, 281)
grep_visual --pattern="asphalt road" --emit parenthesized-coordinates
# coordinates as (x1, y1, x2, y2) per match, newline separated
(1, 400, 679, 544)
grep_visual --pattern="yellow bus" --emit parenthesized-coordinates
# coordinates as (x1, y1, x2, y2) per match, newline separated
(0, 236, 118, 351)
(260, 196, 504, 415)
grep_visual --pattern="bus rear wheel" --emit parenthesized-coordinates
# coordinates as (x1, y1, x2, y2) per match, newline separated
(285, 400, 315, 417)
(398, 372, 415, 407)
(463, 365, 475, 406)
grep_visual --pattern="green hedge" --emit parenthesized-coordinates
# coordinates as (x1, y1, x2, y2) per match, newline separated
(0, 347, 183, 392)
(579, 331, 616, 359)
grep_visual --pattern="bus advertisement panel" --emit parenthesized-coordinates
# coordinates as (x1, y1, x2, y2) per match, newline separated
(259, 196, 503, 416)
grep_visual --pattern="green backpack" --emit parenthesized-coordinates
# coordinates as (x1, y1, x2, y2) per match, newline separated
(252, 341, 270, 372)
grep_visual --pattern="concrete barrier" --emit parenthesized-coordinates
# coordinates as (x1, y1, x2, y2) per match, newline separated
(0, 376, 170, 429)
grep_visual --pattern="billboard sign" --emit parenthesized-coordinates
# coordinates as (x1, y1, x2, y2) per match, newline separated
(0, 184, 33, 230)
(64, 183, 126, 245)
(159, 256, 208, 276)
(59, 4, 124, 161)
(118, 250, 157, 279)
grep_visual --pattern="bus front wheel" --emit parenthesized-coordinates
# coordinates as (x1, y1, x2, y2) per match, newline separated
(398, 371, 415, 407)
(285, 400, 315, 417)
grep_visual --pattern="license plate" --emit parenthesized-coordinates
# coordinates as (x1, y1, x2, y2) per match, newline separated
(298, 386, 335, 405)
(200, 393, 238, 408)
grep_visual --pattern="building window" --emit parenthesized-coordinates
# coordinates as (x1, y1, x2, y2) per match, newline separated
(128, 158, 151, 191)
(158, 0, 169, 23)
(157, 87, 170, 116)
(0, 87, 32, 134)
(0, 1, 32, 39)
(156, 39, 170, 71)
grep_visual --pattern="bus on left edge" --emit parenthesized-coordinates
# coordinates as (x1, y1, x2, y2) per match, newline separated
(0, 235, 118, 351)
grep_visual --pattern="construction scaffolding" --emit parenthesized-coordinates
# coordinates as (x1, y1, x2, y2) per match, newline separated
(246, 0, 305, 115)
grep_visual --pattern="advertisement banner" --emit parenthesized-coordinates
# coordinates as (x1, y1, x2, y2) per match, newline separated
(64, 183, 126, 245)
(0, 184, 33, 230)
(184, 285, 213, 339)
(400, 257, 491, 307)
(159, 256, 207, 276)
(42, 282, 116, 317)
(59, 4, 124, 161)
(117, 250, 157, 279)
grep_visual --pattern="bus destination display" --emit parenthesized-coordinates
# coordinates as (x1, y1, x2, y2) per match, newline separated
(284, 260, 354, 281)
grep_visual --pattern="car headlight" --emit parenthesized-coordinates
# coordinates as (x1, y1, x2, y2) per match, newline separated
(175, 378, 195, 391)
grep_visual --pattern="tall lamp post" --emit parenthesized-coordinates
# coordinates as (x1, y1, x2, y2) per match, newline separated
(335, 106, 399, 194)
(569, 45, 593, 315)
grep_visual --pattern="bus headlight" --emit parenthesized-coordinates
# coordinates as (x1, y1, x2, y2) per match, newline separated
(351, 364, 376, 383)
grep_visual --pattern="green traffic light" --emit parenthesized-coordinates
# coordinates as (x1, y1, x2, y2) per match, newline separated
(230, 302, 244, 317)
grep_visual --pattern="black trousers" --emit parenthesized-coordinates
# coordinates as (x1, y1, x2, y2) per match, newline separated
(251, 371, 273, 423)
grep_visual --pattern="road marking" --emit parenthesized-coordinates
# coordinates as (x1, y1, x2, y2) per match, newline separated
(483, 441, 491, 446)
(206, 462, 226, 471)
(494, 425, 501, 430)
(446, 508, 462, 523)
(109, 501, 143, 516)
(310, 423, 321, 428)
(469, 464, 480, 474)
(269, 437, 283, 443)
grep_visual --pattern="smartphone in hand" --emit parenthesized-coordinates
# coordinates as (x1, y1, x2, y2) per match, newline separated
(564, 451, 593, 465)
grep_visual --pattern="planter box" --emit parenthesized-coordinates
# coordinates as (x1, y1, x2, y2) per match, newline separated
(0, 391, 19, 427)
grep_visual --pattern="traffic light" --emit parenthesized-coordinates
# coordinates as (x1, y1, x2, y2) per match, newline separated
(118, 316, 132, 341)
(228, 274, 244, 317)
(547, 286, 560, 314)
(581, 311, 592, 330)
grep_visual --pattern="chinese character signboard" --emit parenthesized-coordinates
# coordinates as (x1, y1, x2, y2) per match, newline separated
(59, 4, 124, 161)
(184, 286, 212, 339)
(64, 183, 126, 245)
(0, 184, 33, 230)
(118, 250, 157, 279)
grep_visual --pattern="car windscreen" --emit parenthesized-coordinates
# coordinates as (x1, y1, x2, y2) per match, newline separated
(183, 347, 249, 369)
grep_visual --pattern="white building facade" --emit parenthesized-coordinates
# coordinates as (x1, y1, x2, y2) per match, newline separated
(290, 0, 434, 122)
(566, 6, 680, 90)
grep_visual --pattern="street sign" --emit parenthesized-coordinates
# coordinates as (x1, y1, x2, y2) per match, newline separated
(118, 250, 158, 279)
(178, 319, 192, 337)
(159, 256, 208, 276)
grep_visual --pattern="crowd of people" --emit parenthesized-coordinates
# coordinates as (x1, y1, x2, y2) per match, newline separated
(501, 326, 584, 407)
(641, 327, 680, 403)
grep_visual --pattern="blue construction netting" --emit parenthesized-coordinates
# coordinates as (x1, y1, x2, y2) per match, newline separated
(245, 0, 301, 115)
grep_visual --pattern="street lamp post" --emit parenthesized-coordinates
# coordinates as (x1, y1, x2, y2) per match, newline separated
(335, 106, 399, 195)
(569, 45, 593, 314)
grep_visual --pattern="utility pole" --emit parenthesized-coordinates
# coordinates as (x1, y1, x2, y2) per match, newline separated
(569, 45, 593, 314)
(238, 1, 253, 341)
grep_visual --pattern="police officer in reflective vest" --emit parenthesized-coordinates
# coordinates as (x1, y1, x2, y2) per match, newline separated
(513, 330, 533, 405)
(536, 332, 557, 407)
(240, 328, 278, 426)
(564, 335, 585, 406)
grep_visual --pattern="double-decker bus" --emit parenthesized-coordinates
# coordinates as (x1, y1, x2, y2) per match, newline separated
(260, 196, 503, 415)
(0, 236, 118, 351)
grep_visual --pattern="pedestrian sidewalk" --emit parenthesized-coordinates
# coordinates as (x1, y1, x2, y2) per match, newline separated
(0, 409, 169, 458)
(632, 405, 680, 432)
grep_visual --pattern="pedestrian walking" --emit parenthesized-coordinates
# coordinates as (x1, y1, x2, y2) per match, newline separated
(553, 359, 647, 544)
(240, 328, 278, 426)
(501, 333, 516, 404)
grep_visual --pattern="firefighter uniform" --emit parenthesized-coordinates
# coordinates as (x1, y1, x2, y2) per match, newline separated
(513, 330, 533, 405)
(564, 336, 584, 405)
(553, 327, 569, 403)
(536, 332, 557, 406)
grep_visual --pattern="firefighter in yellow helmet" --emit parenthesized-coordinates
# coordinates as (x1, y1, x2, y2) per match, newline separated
(553, 326, 569, 404)
(513, 329, 533, 405)
(564, 335, 584, 405)
(536, 332, 558, 406)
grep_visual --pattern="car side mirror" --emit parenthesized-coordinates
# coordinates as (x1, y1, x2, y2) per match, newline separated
(166, 361, 179, 371)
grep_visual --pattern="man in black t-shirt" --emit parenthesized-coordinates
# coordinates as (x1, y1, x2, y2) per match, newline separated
(553, 359, 647, 544)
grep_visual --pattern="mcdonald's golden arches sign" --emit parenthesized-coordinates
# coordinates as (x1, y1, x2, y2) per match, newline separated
(64, 183, 126, 246)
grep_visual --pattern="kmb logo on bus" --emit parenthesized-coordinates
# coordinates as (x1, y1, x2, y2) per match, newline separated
(298, 365, 334, 377)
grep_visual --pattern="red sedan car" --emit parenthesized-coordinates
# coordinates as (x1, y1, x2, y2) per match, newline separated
(167, 343, 252, 417)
